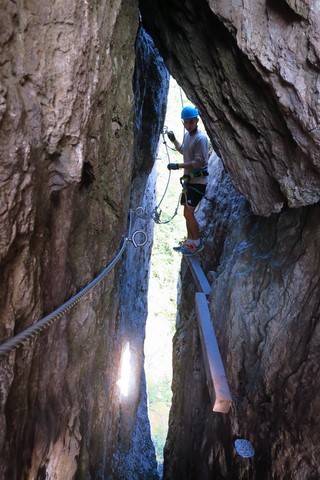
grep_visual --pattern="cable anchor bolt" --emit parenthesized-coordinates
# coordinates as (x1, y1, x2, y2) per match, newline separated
(135, 207, 148, 219)
(130, 230, 148, 248)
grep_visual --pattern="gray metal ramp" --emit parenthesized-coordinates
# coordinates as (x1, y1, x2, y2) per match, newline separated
(186, 256, 211, 295)
(195, 292, 232, 413)
(185, 255, 232, 413)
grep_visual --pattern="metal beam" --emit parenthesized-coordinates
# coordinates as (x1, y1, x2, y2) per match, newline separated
(195, 292, 232, 413)
(186, 256, 211, 295)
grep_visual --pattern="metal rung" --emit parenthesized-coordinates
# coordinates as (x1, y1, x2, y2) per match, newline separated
(195, 292, 232, 413)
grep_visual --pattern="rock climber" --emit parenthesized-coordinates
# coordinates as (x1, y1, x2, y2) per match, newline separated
(166, 105, 209, 256)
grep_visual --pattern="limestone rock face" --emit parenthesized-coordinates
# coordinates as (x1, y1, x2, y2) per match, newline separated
(140, 0, 320, 216)
(1, 0, 320, 479)
(205, 169, 320, 480)
(163, 156, 320, 480)
(138, 1, 320, 479)
(0, 2, 168, 478)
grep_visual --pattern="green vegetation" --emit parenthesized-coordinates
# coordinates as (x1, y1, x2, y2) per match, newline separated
(145, 79, 189, 467)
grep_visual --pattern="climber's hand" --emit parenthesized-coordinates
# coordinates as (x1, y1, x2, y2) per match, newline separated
(167, 163, 179, 170)
(167, 131, 176, 142)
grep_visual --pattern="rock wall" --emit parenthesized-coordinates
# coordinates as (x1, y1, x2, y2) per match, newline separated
(140, 0, 320, 216)
(163, 156, 320, 480)
(139, 1, 320, 479)
(0, 2, 168, 478)
(1, 0, 320, 478)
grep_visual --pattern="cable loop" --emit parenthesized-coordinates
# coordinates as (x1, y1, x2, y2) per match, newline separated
(130, 230, 148, 248)
(135, 207, 149, 219)
(0, 209, 141, 359)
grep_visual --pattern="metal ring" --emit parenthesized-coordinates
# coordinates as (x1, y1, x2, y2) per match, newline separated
(135, 207, 148, 219)
(131, 230, 148, 248)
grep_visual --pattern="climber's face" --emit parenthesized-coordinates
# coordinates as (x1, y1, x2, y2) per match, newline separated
(183, 117, 198, 133)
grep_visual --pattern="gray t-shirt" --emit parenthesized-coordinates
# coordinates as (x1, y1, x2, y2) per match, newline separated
(179, 129, 208, 184)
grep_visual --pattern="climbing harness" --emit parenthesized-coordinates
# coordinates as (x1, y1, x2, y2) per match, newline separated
(179, 166, 208, 206)
(180, 166, 208, 183)
(180, 167, 208, 192)
(0, 210, 147, 359)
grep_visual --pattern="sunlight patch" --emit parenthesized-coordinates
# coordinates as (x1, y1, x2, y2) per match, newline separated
(117, 342, 131, 398)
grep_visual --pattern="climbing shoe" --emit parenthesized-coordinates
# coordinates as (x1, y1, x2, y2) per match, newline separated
(173, 240, 188, 252)
(180, 239, 204, 256)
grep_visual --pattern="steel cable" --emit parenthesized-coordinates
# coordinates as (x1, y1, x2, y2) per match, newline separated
(0, 210, 137, 359)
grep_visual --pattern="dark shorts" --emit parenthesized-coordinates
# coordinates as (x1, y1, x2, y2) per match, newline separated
(181, 184, 207, 208)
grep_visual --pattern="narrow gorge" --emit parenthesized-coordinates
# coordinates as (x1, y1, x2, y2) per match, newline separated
(0, 1, 319, 479)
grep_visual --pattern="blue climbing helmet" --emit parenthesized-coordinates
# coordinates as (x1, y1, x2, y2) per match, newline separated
(181, 105, 199, 120)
